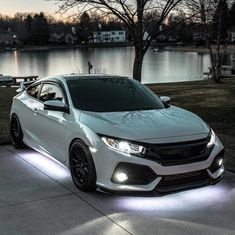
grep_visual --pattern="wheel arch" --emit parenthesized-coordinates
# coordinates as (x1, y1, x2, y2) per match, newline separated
(10, 112, 18, 119)
(69, 137, 87, 154)
(66, 126, 103, 163)
(68, 137, 97, 191)
(10, 112, 25, 148)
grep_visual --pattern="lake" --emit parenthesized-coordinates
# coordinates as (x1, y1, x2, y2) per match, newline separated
(0, 47, 216, 84)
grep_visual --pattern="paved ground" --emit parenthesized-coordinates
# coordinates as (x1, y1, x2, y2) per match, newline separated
(0, 146, 235, 235)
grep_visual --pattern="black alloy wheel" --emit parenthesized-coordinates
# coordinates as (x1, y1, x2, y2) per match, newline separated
(10, 114, 24, 149)
(69, 140, 97, 192)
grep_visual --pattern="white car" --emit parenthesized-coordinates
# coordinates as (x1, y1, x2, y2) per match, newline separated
(10, 74, 224, 193)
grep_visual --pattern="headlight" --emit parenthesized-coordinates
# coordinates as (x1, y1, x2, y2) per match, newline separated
(207, 129, 216, 148)
(101, 136, 146, 155)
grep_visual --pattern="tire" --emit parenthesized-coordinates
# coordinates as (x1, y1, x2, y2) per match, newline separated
(69, 140, 97, 192)
(10, 114, 24, 149)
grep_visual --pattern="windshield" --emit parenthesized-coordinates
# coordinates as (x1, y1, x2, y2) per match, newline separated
(67, 77, 165, 112)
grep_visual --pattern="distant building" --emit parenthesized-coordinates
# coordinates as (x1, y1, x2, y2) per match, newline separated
(144, 31, 176, 42)
(49, 32, 78, 45)
(93, 30, 126, 43)
(49, 33, 64, 44)
(192, 31, 208, 41)
(231, 32, 235, 42)
(49, 24, 78, 45)
(230, 26, 235, 42)
(0, 30, 17, 45)
(65, 33, 77, 45)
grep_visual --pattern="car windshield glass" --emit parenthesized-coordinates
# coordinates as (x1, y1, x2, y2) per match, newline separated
(67, 77, 165, 112)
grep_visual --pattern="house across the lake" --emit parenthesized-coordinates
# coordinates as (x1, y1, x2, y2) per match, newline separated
(93, 30, 126, 43)
(49, 32, 78, 45)
(230, 26, 235, 42)
(0, 29, 17, 45)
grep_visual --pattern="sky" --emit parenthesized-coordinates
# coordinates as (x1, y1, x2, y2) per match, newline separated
(0, 0, 58, 16)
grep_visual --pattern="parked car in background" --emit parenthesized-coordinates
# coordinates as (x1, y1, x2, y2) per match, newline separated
(10, 75, 224, 193)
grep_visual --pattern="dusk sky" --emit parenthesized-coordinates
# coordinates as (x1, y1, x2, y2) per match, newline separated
(0, 0, 58, 16)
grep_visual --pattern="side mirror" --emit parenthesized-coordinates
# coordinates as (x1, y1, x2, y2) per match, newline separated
(44, 100, 70, 114)
(160, 96, 171, 104)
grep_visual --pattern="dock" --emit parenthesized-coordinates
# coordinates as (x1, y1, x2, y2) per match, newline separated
(12, 76, 38, 85)
(0, 75, 38, 87)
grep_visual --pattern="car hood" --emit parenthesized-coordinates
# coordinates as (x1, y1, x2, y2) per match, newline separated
(79, 106, 210, 142)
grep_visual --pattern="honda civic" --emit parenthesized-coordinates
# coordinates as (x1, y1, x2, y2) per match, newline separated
(10, 75, 224, 192)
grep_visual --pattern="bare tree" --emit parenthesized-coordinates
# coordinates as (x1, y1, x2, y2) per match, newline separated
(186, 0, 232, 83)
(54, 0, 183, 82)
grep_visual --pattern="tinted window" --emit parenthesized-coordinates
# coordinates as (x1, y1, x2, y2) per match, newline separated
(39, 83, 64, 102)
(27, 84, 41, 99)
(67, 77, 164, 112)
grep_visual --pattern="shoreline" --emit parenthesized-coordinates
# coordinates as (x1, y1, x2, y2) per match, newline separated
(2, 43, 235, 53)
(165, 44, 235, 53)
(145, 75, 235, 86)
(16, 42, 134, 52)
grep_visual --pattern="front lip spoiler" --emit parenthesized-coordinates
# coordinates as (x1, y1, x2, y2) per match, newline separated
(154, 175, 223, 194)
(97, 175, 223, 195)
(97, 173, 224, 195)
(154, 167, 224, 194)
(98, 165, 225, 195)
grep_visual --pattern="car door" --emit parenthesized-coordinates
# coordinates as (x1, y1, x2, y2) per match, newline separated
(34, 82, 69, 162)
(20, 82, 44, 147)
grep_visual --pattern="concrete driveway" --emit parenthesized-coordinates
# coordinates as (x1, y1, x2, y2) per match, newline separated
(0, 145, 235, 235)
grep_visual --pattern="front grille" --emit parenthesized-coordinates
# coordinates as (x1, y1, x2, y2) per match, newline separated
(143, 138, 213, 166)
(156, 170, 210, 192)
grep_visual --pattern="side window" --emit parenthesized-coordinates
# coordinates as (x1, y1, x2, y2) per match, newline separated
(27, 84, 41, 99)
(39, 83, 64, 103)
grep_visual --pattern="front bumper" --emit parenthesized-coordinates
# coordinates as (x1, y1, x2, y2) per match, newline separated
(92, 135, 224, 192)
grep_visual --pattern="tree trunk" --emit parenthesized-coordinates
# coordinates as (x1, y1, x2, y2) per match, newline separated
(133, 52, 144, 82)
(208, 44, 221, 83)
(214, 65, 221, 83)
(133, 60, 142, 82)
(211, 65, 220, 83)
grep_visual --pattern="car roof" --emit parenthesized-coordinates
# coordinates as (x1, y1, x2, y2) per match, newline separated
(37, 74, 131, 83)
(62, 74, 130, 81)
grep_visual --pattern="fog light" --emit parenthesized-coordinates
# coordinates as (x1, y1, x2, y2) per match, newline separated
(115, 172, 128, 182)
(218, 159, 223, 167)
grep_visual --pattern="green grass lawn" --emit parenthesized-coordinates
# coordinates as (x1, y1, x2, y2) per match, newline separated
(148, 78, 235, 137)
(0, 78, 235, 171)
(0, 87, 16, 145)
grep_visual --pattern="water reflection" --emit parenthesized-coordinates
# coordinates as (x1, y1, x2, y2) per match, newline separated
(0, 47, 225, 84)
